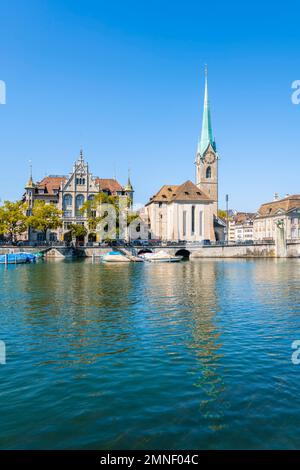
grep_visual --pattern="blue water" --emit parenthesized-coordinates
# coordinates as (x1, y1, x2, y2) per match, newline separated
(0, 259, 300, 449)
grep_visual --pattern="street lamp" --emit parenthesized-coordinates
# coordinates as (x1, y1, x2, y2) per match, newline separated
(226, 194, 229, 244)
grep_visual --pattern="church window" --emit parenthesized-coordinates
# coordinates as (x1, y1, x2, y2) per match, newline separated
(183, 211, 187, 237)
(206, 166, 212, 179)
(191, 206, 195, 234)
(199, 211, 203, 236)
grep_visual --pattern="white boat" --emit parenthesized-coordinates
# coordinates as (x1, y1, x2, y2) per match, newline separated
(142, 250, 183, 263)
(102, 251, 131, 263)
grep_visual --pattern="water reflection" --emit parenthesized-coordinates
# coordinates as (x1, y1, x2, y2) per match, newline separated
(143, 261, 228, 431)
(1, 259, 300, 449)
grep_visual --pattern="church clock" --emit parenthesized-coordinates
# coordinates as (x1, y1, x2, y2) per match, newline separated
(204, 152, 216, 164)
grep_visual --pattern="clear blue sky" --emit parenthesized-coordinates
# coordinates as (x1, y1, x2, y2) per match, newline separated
(0, 0, 299, 211)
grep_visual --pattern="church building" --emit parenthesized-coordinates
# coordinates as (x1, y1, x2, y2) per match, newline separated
(146, 69, 223, 242)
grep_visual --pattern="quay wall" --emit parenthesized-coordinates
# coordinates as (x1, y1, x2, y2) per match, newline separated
(191, 242, 300, 258)
(191, 244, 276, 258)
(1, 242, 300, 258)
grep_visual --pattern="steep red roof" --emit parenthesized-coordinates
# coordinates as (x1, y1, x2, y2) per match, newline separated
(96, 178, 123, 194)
(147, 180, 211, 204)
(36, 176, 66, 195)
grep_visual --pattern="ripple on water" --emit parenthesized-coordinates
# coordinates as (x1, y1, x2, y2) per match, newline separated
(1, 259, 300, 449)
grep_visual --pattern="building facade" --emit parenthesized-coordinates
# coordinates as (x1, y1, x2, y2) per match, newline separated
(145, 181, 215, 242)
(228, 212, 255, 242)
(253, 194, 300, 241)
(24, 150, 134, 243)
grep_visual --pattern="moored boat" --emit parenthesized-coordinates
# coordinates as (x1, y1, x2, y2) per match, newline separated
(0, 252, 38, 264)
(102, 251, 131, 263)
(141, 250, 183, 263)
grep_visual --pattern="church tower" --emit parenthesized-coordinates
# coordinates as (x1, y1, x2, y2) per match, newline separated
(195, 67, 218, 214)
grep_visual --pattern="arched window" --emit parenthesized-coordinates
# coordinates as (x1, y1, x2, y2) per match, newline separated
(206, 166, 212, 179)
(63, 194, 72, 217)
(75, 194, 84, 216)
(63, 194, 72, 209)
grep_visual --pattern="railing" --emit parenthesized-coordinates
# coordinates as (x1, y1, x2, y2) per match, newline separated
(0, 238, 277, 249)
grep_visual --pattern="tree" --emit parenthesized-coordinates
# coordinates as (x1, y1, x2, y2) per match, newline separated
(218, 209, 230, 220)
(0, 200, 27, 243)
(80, 192, 137, 240)
(69, 224, 87, 244)
(69, 223, 87, 239)
(27, 201, 62, 240)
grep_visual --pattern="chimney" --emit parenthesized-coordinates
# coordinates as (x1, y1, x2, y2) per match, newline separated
(274, 193, 279, 201)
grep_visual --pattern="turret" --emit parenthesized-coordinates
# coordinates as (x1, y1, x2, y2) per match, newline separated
(124, 170, 134, 208)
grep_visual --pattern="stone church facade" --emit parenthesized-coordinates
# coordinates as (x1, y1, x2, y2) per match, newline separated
(24, 150, 134, 243)
(146, 69, 224, 242)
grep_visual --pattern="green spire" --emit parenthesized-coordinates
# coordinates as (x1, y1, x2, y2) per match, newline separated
(25, 160, 35, 188)
(124, 170, 133, 192)
(198, 66, 216, 155)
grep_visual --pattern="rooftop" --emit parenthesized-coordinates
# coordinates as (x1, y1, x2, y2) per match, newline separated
(147, 180, 211, 204)
(257, 194, 300, 217)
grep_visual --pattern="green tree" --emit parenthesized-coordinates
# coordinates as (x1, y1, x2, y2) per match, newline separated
(69, 224, 87, 244)
(81, 192, 137, 240)
(218, 209, 230, 220)
(27, 201, 62, 240)
(0, 200, 27, 243)
(69, 223, 87, 239)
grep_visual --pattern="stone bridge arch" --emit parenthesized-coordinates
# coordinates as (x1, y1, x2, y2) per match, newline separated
(175, 249, 190, 260)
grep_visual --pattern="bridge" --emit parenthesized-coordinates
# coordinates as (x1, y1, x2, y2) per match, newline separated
(1, 238, 299, 259)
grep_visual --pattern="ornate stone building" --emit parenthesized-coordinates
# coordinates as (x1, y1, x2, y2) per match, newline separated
(24, 150, 134, 243)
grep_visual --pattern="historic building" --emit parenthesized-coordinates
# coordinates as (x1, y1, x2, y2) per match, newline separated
(228, 212, 255, 242)
(195, 67, 218, 216)
(145, 180, 215, 241)
(253, 194, 300, 241)
(24, 150, 134, 242)
(145, 69, 224, 242)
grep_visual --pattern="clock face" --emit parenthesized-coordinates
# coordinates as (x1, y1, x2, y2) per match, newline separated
(205, 152, 216, 164)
